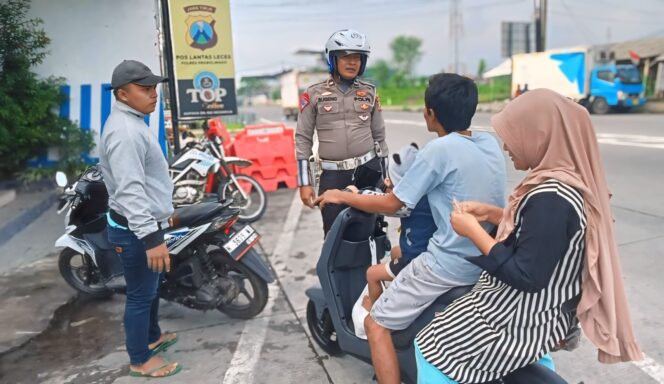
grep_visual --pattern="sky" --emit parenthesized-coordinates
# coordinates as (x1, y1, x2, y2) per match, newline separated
(228, 0, 664, 77)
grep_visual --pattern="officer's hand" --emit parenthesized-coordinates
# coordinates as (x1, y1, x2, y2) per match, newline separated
(146, 243, 171, 273)
(299, 186, 316, 208)
(314, 189, 344, 210)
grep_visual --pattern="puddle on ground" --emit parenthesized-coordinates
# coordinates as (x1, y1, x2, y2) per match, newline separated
(0, 294, 124, 384)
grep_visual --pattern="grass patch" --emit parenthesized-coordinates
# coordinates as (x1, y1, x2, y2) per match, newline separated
(478, 76, 511, 103)
(377, 75, 511, 107)
(225, 122, 245, 132)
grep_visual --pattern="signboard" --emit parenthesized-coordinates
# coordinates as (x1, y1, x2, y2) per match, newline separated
(167, 0, 237, 118)
(501, 22, 532, 58)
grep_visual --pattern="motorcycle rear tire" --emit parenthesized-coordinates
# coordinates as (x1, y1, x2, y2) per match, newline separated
(210, 249, 269, 319)
(58, 248, 113, 299)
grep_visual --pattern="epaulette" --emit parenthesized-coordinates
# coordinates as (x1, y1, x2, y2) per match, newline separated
(355, 78, 376, 89)
(307, 78, 332, 91)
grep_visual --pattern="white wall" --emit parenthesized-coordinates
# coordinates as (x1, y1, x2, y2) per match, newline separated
(28, 0, 166, 161)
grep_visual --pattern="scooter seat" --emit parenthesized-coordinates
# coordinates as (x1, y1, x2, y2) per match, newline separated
(392, 284, 474, 350)
(172, 202, 230, 228)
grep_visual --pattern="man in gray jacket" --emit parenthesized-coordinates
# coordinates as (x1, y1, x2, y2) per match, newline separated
(99, 60, 180, 378)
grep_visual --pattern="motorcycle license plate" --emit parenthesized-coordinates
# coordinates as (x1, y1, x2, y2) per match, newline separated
(223, 225, 260, 260)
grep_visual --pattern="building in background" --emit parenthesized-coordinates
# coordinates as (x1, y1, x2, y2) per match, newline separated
(27, 0, 167, 165)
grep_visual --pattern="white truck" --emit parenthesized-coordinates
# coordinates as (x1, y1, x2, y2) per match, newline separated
(511, 47, 645, 114)
(280, 70, 329, 120)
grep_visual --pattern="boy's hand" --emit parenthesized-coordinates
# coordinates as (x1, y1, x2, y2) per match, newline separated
(314, 189, 344, 209)
(384, 178, 394, 190)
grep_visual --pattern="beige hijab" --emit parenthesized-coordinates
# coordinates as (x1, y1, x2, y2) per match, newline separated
(492, 89, 642, 363)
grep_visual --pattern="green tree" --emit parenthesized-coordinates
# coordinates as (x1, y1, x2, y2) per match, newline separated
(0, 0, 93, 179)
(389, 35, 423, 78)
(238, 77, 268, 97)
(365, 59, 393, 87)
(478, 58, 487, 78)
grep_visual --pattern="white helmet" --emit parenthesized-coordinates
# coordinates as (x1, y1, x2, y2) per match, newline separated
(325, 29, 371, 76)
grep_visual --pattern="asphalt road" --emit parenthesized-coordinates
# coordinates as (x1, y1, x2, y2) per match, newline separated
(0, 105, 661, 384)
(251, 105, 664, 384)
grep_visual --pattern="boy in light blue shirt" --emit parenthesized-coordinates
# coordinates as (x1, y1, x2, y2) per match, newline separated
(315, 73, 506, 384)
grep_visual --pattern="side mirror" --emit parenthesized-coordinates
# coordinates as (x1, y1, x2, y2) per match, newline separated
(55, 171, 68, 187)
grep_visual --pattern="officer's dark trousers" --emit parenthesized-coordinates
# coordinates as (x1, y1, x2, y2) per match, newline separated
(318, 157, 383, 236)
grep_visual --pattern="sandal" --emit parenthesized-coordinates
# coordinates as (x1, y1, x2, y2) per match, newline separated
(129, 359, 181, 378)
(150, 333, 178, 356)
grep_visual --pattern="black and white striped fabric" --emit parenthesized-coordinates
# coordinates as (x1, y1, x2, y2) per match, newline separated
(416, 179, 587, 383)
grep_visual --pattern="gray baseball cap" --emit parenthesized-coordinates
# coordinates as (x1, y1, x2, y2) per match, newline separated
(111, 60, 167, 89)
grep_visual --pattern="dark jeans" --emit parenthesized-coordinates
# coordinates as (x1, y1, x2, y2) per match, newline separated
(318, 156, 384, 235)
(107, 225, 162, 365)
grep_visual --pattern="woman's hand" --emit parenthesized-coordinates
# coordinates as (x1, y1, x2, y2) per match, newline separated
(459, 201, 491, 221)
(455, 201, 503, 226)
(315, 189, 345, 209)
(450, 210, 482, 237)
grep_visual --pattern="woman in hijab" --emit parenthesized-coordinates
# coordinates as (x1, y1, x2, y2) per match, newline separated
(414, 89, 642, 384)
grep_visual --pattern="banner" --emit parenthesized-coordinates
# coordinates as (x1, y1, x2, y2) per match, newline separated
(168, 0, 237, 118)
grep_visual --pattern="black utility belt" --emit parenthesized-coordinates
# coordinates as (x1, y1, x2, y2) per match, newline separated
(109, 209, 169, 231)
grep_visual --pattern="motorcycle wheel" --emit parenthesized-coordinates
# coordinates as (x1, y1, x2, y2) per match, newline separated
(306, 300, 342, 356)
(209, 249, 269, 319)
(219, 174, 267, 223)
(58, 248, 112, 298)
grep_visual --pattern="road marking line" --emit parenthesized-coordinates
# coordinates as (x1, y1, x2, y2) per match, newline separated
(222, 192, 303, 384)
(633, 353, 664, 383)
(258, 117, 274, 124)
(386, 119, 664, 149)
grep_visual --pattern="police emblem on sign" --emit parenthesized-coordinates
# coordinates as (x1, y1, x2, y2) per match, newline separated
(185, 15, 218, 51)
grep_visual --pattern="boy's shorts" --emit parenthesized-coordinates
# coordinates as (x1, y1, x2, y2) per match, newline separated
(385, 257, 411, 278)
(370, 256, 468, 331)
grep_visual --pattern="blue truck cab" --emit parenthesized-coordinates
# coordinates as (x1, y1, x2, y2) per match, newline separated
(589, 64, 646, 114)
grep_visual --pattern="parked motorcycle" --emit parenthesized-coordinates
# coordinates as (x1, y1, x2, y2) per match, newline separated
(305, 204, 568, 384)
(54, 166, 274, 319)
(170, 136, 267, 223)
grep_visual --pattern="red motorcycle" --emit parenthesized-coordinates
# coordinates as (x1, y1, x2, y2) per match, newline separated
(202, 123, 267, 223)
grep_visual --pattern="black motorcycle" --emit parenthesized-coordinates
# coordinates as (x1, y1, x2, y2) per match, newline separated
(54, 167, 274, 319)
(305, 205, 568, 383)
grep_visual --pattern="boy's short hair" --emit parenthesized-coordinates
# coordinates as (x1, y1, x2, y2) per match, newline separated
(425, 73, 478, 133)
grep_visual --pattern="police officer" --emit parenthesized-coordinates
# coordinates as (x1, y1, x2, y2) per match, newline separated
(296, 29, 389, 235)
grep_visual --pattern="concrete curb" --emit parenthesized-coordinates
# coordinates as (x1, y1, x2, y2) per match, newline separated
(0, 189, 16, 209)
(0, 192, 58, 247)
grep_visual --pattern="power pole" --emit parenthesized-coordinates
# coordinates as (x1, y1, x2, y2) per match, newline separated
(534, 0, 547, 52)
(449, 0, 463, 73)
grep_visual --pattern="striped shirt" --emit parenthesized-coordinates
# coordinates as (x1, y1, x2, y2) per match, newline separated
(416, 179, 586, 383)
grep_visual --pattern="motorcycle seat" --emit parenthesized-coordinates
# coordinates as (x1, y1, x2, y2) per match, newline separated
(392, 284, 474, 351)
(171, 202, 230, 228)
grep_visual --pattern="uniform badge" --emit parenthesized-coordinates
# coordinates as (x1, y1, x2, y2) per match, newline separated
(321, 91, 332, 96)
(323, 105, 333, 112)
(360, 103, 369, 110)
(299, 92, 310, 112)
(356, 90, 367, 97)
(359, 115, 369, 121)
